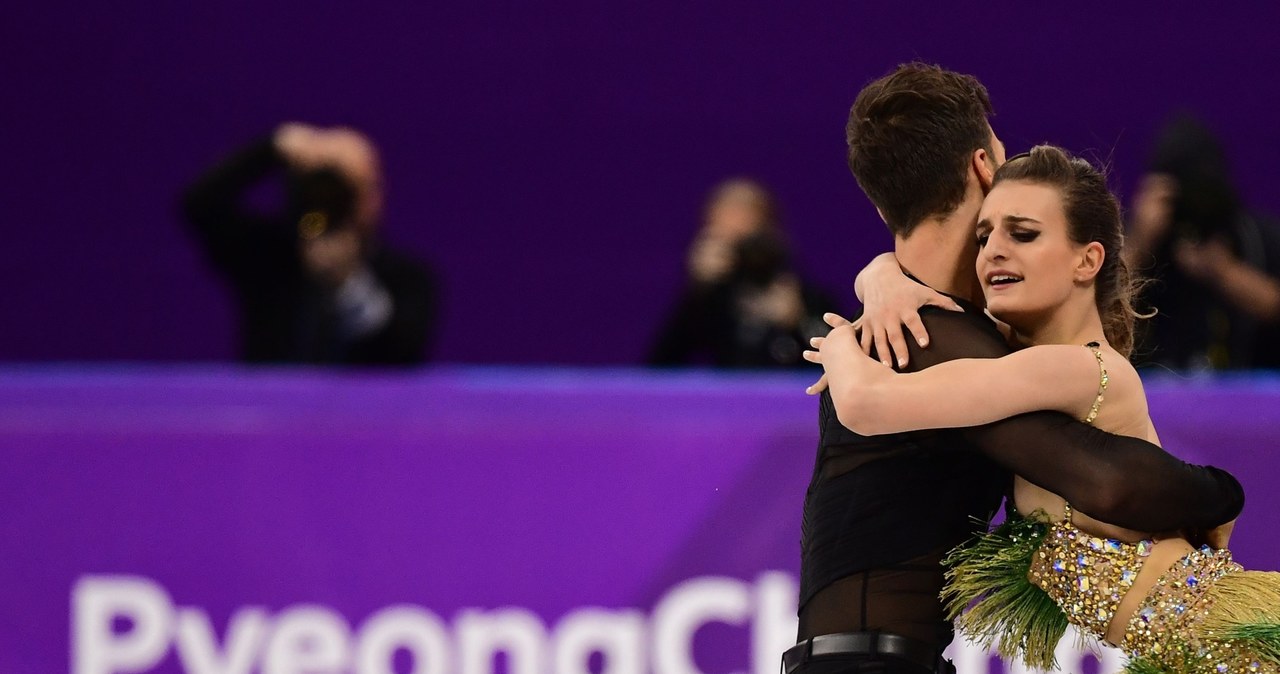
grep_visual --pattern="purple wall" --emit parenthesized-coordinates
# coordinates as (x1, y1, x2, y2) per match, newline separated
(5, 4, 1279, 363)
(3, 368, 1279, 673)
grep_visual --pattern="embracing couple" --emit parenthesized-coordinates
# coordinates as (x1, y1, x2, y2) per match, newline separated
(787, 63, 1279, 674)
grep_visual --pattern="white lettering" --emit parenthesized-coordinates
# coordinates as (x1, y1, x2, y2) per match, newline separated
(68, 574, 1132, 674)
(174, 607, 268, 674)
(457, 607, 546, 674)
(652, 576, 749, 674)
(262, 605, 350, 674)
(73, 576, 174, 674)
(551, 608, 644, 674)
(354, 605, 451, 674)
(751, 572, 796, 674)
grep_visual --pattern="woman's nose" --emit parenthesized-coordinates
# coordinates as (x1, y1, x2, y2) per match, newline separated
(983, 232, 1009, 260)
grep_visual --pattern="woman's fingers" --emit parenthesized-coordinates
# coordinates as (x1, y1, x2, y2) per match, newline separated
(871, 328, 892, 368)
(823, 312, 851, 328)
(805, 373, 828, 395)
(858, 320, 874, 357)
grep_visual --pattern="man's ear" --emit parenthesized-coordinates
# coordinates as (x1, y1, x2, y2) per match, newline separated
(1075, 241, 1105, 283)
(973, 148, 996, 192)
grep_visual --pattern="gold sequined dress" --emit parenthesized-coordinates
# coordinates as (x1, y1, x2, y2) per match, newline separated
(941, 344, 1280, 673)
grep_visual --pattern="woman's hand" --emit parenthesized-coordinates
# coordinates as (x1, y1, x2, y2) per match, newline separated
(1204, 518, 1236, 550)
(804, 325, 898, 434)
(803, 323, 890, 386)
(805, 312, 851, 395)
(854, 253, 962, 369)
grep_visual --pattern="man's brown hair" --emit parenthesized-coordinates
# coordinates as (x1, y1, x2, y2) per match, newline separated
(846, 62, 994, 238)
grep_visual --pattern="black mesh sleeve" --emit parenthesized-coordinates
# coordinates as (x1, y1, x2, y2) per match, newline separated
(894, 307, 1244, 532)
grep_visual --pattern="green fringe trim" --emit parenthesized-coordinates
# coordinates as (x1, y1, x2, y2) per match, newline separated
(942, 513, 1068, 671)
(1223, 622, 1280, 666)
(1120, 572, 1280, 672)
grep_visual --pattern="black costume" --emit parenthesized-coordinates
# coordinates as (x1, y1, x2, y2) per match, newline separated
(789, 291, 1244, 674)
(183, 140, 436, 365)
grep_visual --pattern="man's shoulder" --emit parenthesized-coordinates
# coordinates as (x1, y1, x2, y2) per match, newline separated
(911, 306, 1011, 364)
(917, 305, 1004, 339)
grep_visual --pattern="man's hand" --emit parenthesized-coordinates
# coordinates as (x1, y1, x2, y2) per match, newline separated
(275, 123, 384, 229)
(688, 234, 735, 283)
(275, 122, 326, 169)
(854, 253, 962, 369)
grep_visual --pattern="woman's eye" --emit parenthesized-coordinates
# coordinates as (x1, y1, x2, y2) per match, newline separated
(976, 233, 989, 247)
(1013, 231, 1040, 242)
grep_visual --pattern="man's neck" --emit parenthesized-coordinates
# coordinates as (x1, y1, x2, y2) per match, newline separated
(892, 196, 985, 305)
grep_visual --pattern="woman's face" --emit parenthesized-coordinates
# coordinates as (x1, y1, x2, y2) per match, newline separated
(704, 183, 769, 241)
(975, 180, 1088, 324)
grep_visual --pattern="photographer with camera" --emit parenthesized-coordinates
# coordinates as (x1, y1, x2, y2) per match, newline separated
(183, 123, 437, 365)
(1125, 115, 1280, 370)
(648, 179, 835, 368)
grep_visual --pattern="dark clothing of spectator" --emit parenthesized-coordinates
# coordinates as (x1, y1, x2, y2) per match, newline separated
(1135, 211, 1280, 371)
(648, 279, 836, 368)
(183, 140, 436, 365)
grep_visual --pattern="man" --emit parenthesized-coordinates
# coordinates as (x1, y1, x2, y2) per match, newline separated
(183, 123, 437, 365)
(782, 63, 1243, 674)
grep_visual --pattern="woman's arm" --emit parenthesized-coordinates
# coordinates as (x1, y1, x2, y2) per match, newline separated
(817, 306, 1243, 532)
(807, 328, 1101, 435)
(852, 253, 962, 368)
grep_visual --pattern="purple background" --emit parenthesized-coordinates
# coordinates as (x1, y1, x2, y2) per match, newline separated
(2, 368, 1279, 673)
(4, 4, 1280, 364)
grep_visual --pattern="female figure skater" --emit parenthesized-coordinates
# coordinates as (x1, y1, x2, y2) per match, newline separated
(805, 145, 1280, 673)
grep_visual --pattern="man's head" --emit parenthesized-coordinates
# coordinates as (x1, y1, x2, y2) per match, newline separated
(846, 62, 1003, 238)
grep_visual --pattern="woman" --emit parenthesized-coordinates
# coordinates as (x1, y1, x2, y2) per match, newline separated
(805, 146, 1280, 673)
(647, 178, 834, 367)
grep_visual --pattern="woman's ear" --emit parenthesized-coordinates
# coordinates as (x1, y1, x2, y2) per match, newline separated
(973, 148, 996, 192)
(1075, 241, 1105, 282)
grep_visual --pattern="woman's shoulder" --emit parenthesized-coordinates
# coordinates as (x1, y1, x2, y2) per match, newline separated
(1093, 343, 1151, 431)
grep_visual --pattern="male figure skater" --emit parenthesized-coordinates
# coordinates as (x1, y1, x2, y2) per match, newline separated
(784, 63, 1243, 674)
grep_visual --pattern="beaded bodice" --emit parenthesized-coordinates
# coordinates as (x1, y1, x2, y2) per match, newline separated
(1025, 341, 1140, 639)
(1027, 503, 1155, 640)
(1121, 545, 1244, 668)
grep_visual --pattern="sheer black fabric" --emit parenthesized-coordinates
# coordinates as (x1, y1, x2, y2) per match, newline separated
(904, 306, 1245, 533)
(798, 296, 1245, 648)
(798, 549, 955, 647)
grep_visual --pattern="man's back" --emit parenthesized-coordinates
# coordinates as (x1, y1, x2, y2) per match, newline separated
(798, 300, 1007, 649)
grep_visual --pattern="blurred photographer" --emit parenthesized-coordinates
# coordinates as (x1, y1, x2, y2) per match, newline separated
(183, 123, 437, 365)
(1125, 115, 1280, 370)
(648, 179, 835, 368)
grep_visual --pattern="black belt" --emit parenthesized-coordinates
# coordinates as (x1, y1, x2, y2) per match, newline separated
(782, 632, 950, 674)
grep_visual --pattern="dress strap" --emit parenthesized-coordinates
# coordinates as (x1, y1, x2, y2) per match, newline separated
(1082, 341, 1109, 425)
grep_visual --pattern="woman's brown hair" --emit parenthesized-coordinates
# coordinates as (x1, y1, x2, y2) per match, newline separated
(994, 145, 1144, 356)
